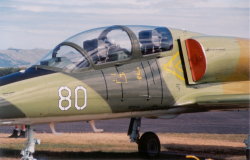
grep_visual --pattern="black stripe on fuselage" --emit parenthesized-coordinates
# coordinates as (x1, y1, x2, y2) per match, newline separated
(0, 67, 55, 86)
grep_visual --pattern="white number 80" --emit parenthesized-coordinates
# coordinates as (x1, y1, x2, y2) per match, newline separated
(58, 86, 87, 111)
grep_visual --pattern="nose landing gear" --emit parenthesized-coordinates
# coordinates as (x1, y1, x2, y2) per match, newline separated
(127, 117, 161, 158)
(21, 125, 40, 160)
(138, 132, 161, 157)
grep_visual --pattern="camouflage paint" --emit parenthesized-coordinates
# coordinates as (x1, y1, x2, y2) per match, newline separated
(0, 26, 249, 125)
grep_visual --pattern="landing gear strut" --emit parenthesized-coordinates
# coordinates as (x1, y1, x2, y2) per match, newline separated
(21, 125, 40, 160)
(128, 118, 161, 157)
(128, 117, 141, 142)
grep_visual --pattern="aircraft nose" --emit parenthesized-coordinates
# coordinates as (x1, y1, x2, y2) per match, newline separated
(0, 66, 55, 120)
(0, 69, 28, 120)
(0, 96, 26, 120)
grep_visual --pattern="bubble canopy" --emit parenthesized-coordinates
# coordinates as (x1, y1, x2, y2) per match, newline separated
(38, 25, 173, 72)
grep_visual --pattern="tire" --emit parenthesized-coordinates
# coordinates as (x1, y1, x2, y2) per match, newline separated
(138, 132, 161, 158)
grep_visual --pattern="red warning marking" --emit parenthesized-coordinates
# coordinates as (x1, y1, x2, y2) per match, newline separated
(185, 39, 206, 81)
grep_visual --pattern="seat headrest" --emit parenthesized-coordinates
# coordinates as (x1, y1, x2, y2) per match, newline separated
(83, 39, 98, 52)
(154, 27, 173, 50)
(155, 27, 168, 36)
(139, 30, 153, 44)
(155, 27, 172, 42)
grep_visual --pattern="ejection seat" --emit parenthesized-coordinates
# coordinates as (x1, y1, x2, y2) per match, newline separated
(83, 39, 99, 64)
(83, 39, 110, 64)
(84, 39, 131, 64)
(139, 28, 173, 55)
(139, 30, 155, 55)
(154, 27, 173, 51)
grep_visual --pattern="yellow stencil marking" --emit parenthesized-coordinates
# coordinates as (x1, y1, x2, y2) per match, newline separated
(135, 67, 142, 80)
(111, 72, 128, 84)
(162, 52, 185, 81)
(175, 60, 183, 73)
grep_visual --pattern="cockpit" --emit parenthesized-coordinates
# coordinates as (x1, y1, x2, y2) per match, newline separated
(39, 25, 173, 72)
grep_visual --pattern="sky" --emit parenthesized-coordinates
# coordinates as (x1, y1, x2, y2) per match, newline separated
(0, 0, 249, 49)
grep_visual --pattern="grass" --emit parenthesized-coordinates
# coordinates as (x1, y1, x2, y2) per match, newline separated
(0, 133, 247, 160)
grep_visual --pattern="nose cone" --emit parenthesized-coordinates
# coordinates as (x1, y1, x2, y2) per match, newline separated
(0, 97, 26, 119)
(0, 70, 27, 120)
(0, 66, 55, 121)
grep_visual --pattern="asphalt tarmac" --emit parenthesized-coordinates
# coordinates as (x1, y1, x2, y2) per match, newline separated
(0, 110, 249, 134)
(0, 110, 249, 160)
(0, 149, 214, 160)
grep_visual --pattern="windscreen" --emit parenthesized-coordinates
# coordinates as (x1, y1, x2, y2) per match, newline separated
(39, 44, 90, 71)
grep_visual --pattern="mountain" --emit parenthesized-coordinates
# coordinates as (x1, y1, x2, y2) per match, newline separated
(0, 48, 49, 68)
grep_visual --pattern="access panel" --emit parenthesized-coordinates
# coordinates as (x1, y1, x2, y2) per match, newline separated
(141, 59, 163, 106)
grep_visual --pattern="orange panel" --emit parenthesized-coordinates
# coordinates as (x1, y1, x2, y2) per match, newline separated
(185, 39, 206, 81)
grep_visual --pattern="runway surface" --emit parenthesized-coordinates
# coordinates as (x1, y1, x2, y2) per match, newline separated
(0, 110, 249, 134)
(0, 110, 249, 160)
(0, 149, 219, 160)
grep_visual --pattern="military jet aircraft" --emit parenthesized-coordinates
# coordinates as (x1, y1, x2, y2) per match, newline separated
(0, 25, 249, 160)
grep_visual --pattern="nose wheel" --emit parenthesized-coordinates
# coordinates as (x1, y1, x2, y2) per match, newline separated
(128, 118, 161, 158)
(138, 132, 161, 157)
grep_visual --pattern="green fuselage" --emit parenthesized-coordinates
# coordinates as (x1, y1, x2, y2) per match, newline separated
(0, 25, 249, 125)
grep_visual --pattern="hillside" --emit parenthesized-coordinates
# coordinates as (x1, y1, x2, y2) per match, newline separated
(0, 48, 49, 68)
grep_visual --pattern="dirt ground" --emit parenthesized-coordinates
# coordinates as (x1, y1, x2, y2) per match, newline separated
(0, 110, 249, 159)
(0, 133, 247, 160)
